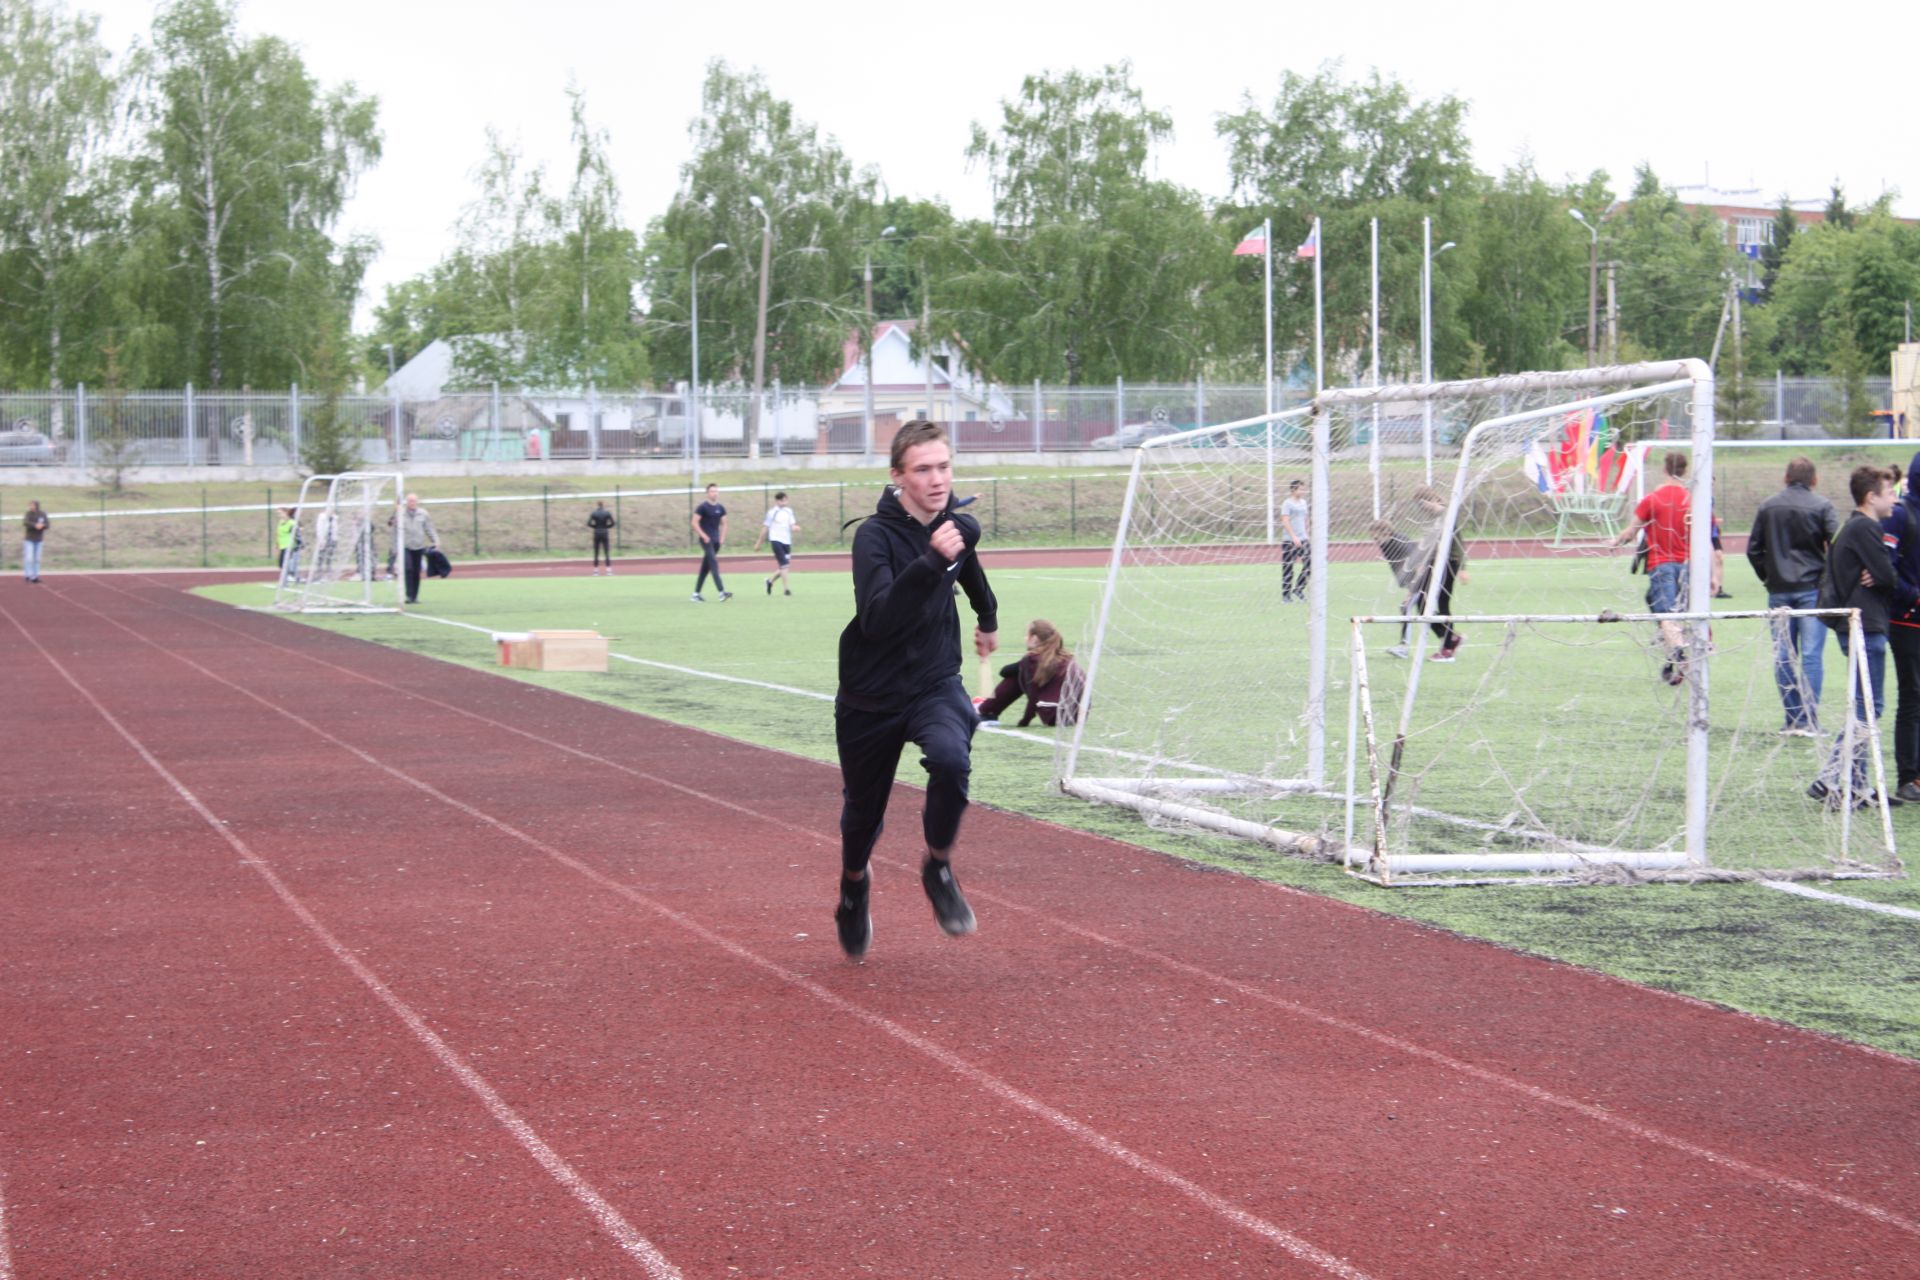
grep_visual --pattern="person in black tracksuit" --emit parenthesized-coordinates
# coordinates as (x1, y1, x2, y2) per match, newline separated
(1880, 452, 1920, 802)
(1811, 465, 1900, 806)
(832, 421, 998, 959)
(587, 501, 616, 573)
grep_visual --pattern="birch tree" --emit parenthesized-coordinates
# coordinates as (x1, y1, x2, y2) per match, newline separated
(0, 0, 123, 387)
(136, 0, 379, 387)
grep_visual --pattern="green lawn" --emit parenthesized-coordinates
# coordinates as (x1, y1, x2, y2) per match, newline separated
(197, 558, 1920, 1059)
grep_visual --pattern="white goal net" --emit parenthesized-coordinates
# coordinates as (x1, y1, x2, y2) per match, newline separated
(1347, 609, 1900, 884)
(273, 472, 405, 613)
(1056, 361, 1902, 883)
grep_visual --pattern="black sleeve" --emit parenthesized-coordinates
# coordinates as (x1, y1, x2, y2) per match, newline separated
(951, 513, 999, 634)
(1861, 524, 1897, 601)
(1745, 507, 1769, 582)
(849, 525, 947, 641)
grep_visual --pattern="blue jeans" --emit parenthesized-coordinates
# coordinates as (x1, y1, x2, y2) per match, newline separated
(1769, 589, 1825, 729)
(22, 539, 42, 580)
(1646, 561, 1687, 614)
(1821, 628, 1887, 793)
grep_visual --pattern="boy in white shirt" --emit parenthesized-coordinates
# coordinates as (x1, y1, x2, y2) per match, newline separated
(755, 491, 799, 596)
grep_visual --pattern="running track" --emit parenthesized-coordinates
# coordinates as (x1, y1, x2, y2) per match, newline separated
(1, 572, 1916, 1278)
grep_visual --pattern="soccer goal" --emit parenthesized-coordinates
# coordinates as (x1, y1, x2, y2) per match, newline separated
(1054, 360, 1901, 882)
(1346, 608, 1901, 884)
(273, 472, 405, 613)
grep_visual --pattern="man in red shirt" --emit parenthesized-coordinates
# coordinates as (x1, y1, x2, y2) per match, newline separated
(1616, 451, 1693, 685)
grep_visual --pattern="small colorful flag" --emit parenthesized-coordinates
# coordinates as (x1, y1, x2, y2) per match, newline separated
(1232, 225, 1268, 257)
(1295, 223, 1319, 260)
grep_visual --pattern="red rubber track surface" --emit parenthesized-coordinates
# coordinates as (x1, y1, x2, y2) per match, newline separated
(1, 571, 1915, 1278)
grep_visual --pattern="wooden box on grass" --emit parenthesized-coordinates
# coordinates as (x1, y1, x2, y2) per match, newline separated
(495, 630, 608, 672)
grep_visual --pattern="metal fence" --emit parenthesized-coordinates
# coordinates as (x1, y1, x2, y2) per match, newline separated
(0, 376, 1899, 471)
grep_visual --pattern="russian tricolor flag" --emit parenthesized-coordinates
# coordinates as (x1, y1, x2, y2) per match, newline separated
(1295, 223, 1319, 260)
(1232, 225, 1267, 256)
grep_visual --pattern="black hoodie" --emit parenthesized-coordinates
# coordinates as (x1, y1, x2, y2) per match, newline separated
(836, 487, 998, 711)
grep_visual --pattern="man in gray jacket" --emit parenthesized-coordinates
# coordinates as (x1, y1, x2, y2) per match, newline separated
(398, 492, 441, 606)
(1747, 457, 1839, 734)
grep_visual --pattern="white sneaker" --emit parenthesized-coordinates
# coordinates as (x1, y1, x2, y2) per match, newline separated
(1385, 645, 1409, 659)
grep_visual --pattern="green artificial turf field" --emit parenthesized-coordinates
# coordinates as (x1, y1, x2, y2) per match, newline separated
(199, 558, 1920, 1058)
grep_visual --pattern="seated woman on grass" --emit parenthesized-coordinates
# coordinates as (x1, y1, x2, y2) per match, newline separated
(975, 619, 1083, 727)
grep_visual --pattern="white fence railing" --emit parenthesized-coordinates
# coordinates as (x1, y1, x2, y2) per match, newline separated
(0, 376, 1897, 471)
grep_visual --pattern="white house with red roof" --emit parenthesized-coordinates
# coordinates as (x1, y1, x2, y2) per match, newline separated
(819, 320, 1015, 448)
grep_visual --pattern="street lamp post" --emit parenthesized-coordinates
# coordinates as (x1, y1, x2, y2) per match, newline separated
(689, 241, 728, 489)
(864, 226, 898, 459)
(1420, 218, 1456, 484)
(747, 195, 773, 460)
(1571, 208, 1599, 367)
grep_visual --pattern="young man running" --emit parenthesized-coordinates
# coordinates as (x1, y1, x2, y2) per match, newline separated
(755, 491, 799, 595)
(833, 421, 999, 959)
(690, 483, 731, 601)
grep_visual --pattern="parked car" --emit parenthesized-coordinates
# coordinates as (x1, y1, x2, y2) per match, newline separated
(0, 429, 62, 465)
(1089, 420, 1190, 449)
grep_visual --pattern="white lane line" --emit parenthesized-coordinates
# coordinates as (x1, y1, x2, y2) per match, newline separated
(94, 589, 1372, 1277)
(147, 584, 1920, 1243)
(0, 603, 683, 1280)
(1763, 879, 1920, 920)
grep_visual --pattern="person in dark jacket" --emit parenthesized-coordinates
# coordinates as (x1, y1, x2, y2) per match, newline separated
(975, 619, 1082, 728)
(1748, 457, 1841, 734)
(1880, 452, 1920, 802)
(831, 422, 998, 958)
(1810, 466, 1901, 807)
(587, 501, 616, 575)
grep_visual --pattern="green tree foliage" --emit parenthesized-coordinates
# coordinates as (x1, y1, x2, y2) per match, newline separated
(1217, 62, 1479, 380)
(642, 62, 876, 408)
(131, 0, 380, 388)
(940, 63, 1222, 385)
(1759, 197, 1797, 297)
(0, 0, 123, 388)
(1607, 165, 1735, 363)
(297, 328, 361, 475)
(371, 91, 647, 388)
(1769, 212, 1920, 389)
(1454, 162, 1586, 373)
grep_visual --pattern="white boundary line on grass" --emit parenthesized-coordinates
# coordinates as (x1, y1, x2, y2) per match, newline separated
(134, 582, 1920, 1245)
(74, 587, 1376, 1280)
(273, 607, 1920, 915)
(394, 610, 1068, 748)
(1762, 880, 1920, 921)
(1, 602, 685, 1280)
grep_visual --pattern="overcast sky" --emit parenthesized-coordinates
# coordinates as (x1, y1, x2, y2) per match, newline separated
(81, 0, 1919, 329)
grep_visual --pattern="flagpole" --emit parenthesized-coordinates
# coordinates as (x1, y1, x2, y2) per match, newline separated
(1264, 215, 1275, 544)
(1370, 216, 1380, 519)
(1421, 216, 1434, 485)
(1312, 216, 1324, 399)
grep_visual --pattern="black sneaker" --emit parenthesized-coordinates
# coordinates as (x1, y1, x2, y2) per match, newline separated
(720, 590, 733, 601)
(921, 856, 977, 936)
(834, 876, 871, 959)
(765, 578, 773, 595)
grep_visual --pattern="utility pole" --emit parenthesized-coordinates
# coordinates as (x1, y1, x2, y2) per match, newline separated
(748, 195, 773, 460)
(1571, 209, 1599, 366)
(1605, 261, 1618, 365)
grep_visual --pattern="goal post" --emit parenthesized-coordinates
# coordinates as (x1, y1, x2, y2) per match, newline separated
(1053, 360, 1904, 884)
(273, 472, 405, 613)
(1345, 608, 1901, 885)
